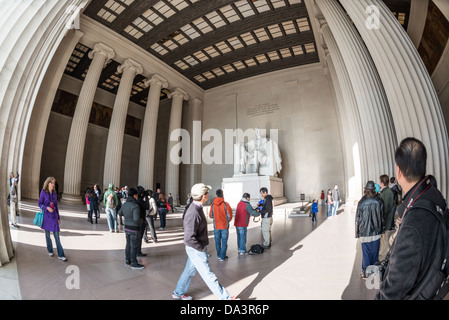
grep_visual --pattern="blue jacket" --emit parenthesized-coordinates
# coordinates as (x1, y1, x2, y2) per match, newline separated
(311, 202, 319, 213)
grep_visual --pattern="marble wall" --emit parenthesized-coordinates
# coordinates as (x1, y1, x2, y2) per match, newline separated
(201, 63, 345, 203)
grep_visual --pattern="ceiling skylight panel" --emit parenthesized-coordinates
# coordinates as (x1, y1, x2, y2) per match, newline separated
(270, 0, 287, 9)
(212, 68, 225, 76)
(282, 21, 297, 35)
(267, 24, 283, 38)
(143, 9, 164, 25)
(150, 43, 168, 55)
(296, 17, 310, 32)
(244, 58, 257, 67)
(124, 25, 144, 39)
(304, 43, 316, 53)
(97, 9, 117, 23)
(292, 45, 304, 56)
(164, 39, 178, 51)
(235, 1, 255, 18)
(206, 11, 227, 29)
(106, 0, 126, 14)
(220, 5, 241, 23)
(267, 50, 280, 61)
(153, 1, 176, 18)
(228, 37, 244, 50)
(222, 64, 235, 73)
(173, 33, 188, 45)
(118, 0, 134, 6)
(233, 61, 246, 70)
(288, 0, 302, 4)
(253, 28, 270, 42)
(279, 48, 292, 58)
(181, 24, 201, 40)
(216, 41, 231, 54)
(167, 0, 189, 11)
(194, 75, 206, 83)
(193, 17, 213, 35)
(204, 46, 220, 58)
(240, 32, 257, 46)
(175, 60, 189, 70)
(193, 51, 209, 62)
(203, 71, 215, 79)
(252, 0, 270, 13)
(255, 54, 268, 64)
(184, 55, 199, 67)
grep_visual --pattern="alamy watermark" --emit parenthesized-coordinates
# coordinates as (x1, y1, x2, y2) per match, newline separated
(65, 265, 80, 290)
(365, 5, 381, 30)
(65, 4, 82, 30)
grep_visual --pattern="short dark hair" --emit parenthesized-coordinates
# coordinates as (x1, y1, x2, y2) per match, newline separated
(395, 137, 427, 182)
(260, 187, 268, 194)
(379, 174, 389, 187)
(390, 177, 396, 184)
(216, 189, 223, 197)
(128, 187, 138, 198)
(364, 188, 377, 198)
(242, 193, 250, 199)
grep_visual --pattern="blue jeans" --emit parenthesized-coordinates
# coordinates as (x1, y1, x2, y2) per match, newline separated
(125, 230, 139, 265)
(158, 208, 167, 228)
(327, 204, 332, 217)
(214, 229, 229, 260)
(106, 208, 117, 231)
(174, 246, 231, 300)
(45, 230, 65, 258)
(236, 227, 247, 253)
(332, 200, 339, 216)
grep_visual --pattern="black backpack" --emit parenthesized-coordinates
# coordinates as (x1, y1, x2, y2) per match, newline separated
(249, 244, 264, 255)
(406, 199, 449, 300)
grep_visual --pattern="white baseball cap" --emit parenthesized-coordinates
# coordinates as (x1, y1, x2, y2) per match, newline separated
(190, 183, 212, 200)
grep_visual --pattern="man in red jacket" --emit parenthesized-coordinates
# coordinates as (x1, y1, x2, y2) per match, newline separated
(235, 193, 260, 255)
(209, 189, 233, 261)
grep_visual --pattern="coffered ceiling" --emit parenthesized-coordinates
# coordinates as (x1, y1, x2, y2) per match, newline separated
(63, 0, 411, 107)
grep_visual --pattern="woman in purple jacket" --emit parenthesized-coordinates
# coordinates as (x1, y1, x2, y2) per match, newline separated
(38, 177, 66, 261)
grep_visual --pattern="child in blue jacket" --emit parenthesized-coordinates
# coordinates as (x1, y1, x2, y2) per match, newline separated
(311, 199, 318, 223)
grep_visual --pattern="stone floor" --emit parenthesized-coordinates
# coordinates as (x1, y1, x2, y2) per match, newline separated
(2, 199, 377, 300)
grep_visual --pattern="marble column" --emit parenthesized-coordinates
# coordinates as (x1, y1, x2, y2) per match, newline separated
(340, 0, 449, 198)
(315, 0, 397, 180)
(62, 43, 115, 203)
(138, 74, 168, 189)
(318, 19, 367, 200)
(165, 88, 189, 207)
(103, 59, 143, 189)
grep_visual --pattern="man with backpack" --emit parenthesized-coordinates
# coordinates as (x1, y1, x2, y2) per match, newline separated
(375, 137, 448, 300)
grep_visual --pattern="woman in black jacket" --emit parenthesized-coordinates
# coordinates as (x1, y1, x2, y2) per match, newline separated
(355, 180, 385, 279)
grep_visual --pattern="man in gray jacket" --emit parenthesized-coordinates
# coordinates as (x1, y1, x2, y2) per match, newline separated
(331, 184, 341, 217)
(118, 188, 144, 270)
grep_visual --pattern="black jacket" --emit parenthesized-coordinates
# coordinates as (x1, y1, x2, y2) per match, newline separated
(376, 176, 447, 300)
(355, 194, 384, 238)
(260, 195, 273, 219)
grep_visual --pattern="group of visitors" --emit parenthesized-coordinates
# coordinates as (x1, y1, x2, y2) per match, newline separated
(356, 137, 448, 300)
(8, 135, 448, 300)
(172, 184, 273, 300)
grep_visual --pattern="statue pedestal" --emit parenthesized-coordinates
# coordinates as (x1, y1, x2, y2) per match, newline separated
(222, 174, 287, 209)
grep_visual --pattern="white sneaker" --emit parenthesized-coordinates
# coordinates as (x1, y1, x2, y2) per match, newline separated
(48, 252, 54, 257)
(172, 293, 193, 300)
(58, 256, 67, 261)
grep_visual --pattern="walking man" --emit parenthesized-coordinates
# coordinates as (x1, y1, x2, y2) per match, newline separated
(172, 183, 237, 300)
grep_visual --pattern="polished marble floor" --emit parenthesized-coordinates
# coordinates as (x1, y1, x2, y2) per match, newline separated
(3, 199, 377, 300)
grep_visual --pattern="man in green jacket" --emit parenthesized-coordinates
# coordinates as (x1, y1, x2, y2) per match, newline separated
(103, 182, 119, 232)
(379, 174, 394, 261)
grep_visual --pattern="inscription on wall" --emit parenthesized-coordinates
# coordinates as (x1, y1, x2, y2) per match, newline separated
(246, 103, 280, 117)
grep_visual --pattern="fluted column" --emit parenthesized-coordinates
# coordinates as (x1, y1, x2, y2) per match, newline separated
(315, 0, 397, 180)
(318, 19, 367, 200)
(165, 88, 189, 207)
(340, 0, 449, 198)
(103, 59, 143, 189)
(62, 43, 115, 203)
(138, 74, 168, 189)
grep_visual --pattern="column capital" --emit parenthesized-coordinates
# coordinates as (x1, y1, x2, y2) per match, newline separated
(144, 74, 168, 89)
(117, 58, 144, 76)
(168, 87, 189, 101)
(88, 42, 115, 62)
